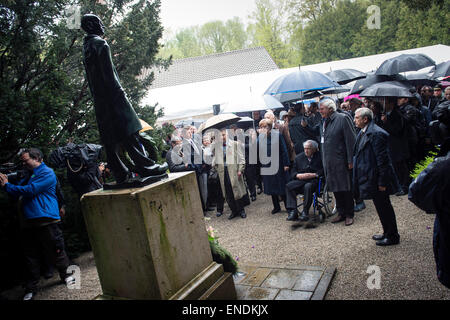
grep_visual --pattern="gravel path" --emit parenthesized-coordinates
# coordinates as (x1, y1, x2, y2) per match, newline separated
(2, 192, 449, 300)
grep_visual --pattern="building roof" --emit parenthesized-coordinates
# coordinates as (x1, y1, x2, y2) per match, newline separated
(142, 47, 279, 89)
(143, 44, 450, 121)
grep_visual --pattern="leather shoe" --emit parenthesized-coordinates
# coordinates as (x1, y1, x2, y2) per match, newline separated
(354, 201, 366, 212)
(345, 217, 354, 226)
(240, 210, 247, 218)
(216, 211, 223, 217)
(257, 187, 262, 194)
(271, 207, 281, 214)
(331, 215, 345, 223)
(228, 212, 237, 220)
(299, 210, 309, 222)
(251, 195, 256, 201)
(376, 237, 400, 246)
(286, 210, 299, 221)
(372, 234, 385, 241)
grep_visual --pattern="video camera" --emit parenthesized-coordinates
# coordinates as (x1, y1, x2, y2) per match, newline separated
(0, 163, 30, 184)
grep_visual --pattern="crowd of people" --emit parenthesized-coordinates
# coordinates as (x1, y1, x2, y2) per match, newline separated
(1, 82, 449, 300)
(164, 83, 450, 248)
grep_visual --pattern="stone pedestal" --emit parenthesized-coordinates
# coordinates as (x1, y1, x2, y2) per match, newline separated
(81, 171, 236, 300)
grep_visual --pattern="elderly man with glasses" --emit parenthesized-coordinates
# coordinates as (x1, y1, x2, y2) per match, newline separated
(285, 140, 324, 222)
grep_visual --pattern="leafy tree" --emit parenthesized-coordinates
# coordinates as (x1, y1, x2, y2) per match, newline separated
(249, 0, 293, 67)
(300, 0, 367, 64)
(0, 0, 170, 164)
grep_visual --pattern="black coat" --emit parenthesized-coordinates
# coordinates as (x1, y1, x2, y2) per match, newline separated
(408, 152, 450, 289)
(380, 107, 409, 163)
(287, 151, 324, 191)
(289, 115, 319, 155)
(320, 111, 356, 192)
(352, 121, 399, 200)
(259, 131, 290, 195)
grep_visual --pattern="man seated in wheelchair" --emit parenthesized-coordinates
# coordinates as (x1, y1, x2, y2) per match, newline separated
(285, 140, 324, 221)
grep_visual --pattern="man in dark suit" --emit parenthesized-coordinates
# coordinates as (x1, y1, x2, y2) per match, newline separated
(353, 107, 400, 246)
(285, 140, 324, 221)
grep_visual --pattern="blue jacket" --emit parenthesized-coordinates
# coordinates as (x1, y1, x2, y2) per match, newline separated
(5, 162, 60, 220)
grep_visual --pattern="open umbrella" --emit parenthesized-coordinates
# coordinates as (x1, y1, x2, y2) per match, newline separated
(265, 70, 341, 96)
(431, 60, 450, 79)
(405, 72, 438, 87)
(199, 113, 241, 133)
(221, 94, 283, 113)
(350, 73, 407, 94)
(325, 69, 366, 85)
(375, 53, 436, 76)
(359, 81, 414, 98)
(235, 116, 255, 130)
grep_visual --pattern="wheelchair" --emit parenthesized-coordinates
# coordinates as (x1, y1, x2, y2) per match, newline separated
(296, 176, 336, 224)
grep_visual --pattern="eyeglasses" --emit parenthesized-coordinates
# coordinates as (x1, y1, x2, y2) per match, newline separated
(421, 89, 432, 93)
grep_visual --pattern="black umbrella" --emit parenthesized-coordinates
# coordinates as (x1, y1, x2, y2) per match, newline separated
(350, 74, 407, 94)
(405, 72, 438, 87)
(375, 53, 436, 76)
(359, 81, 415, 98)
(431, 60, 450, 79)
(235, 116, 255, 130)
(325, 69, 366, 85)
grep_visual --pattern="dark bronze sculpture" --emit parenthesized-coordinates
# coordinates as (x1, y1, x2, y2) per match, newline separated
(81, 14, 168, 189)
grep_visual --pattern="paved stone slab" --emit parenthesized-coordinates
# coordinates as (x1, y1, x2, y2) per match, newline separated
(292, 270, 323, 292)
(236, 286, 280, 300)
(311, 267, 336, 300)
(260, 269, 304, 289)
(275, 289, 313, 300)
(240, 268, 272, 287)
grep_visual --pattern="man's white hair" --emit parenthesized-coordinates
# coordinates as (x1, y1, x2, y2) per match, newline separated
(319, 98, 337, 112)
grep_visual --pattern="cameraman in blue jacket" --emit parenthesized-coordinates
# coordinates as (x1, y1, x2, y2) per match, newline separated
(0, 148, 74, 300)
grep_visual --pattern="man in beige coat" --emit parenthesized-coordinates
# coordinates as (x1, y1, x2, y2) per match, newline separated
(212, 128, 248, 219)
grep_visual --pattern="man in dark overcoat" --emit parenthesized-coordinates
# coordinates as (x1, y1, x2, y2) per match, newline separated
(353, 107, 400, 246)
(81, 14, 167, 184)
(285, 140, 324, 221)
(318, 98, 356, 226)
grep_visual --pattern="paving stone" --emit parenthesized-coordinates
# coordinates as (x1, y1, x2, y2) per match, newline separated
(246, 287, 279, 300)
(260, 269, 304, 289)
(292, 270, 323, 292)
(275, 289, 312, 300)
(235, 284, 251, 300)
(311, 268, 336, 300)
(240, 268, 272, 287)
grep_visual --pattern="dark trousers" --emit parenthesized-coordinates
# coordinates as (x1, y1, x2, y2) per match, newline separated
(393, 160, 410, 191)
(216, 167, 243, 215)
(271, 194, 286, 211)
(244, 164, 258, 197)
(285, 180, 317, 212)
(372, 190, 399, 238)
(22, 223, 70, 293)
(334, 191, 354, 218)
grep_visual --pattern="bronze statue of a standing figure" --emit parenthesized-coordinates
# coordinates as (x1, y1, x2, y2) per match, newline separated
(81, 14, 168, 188)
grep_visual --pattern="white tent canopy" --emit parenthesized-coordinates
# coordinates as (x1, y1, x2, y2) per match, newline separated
(142, 44, 450, 121)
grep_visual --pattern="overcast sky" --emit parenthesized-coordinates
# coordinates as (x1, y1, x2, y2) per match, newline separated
(159, 0, 257, 32)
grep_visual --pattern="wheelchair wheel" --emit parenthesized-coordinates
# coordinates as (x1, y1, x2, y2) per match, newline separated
(322, 182, 335, 217)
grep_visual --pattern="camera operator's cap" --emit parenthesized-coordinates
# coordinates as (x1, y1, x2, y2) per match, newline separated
(139, 119, 153, 132)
